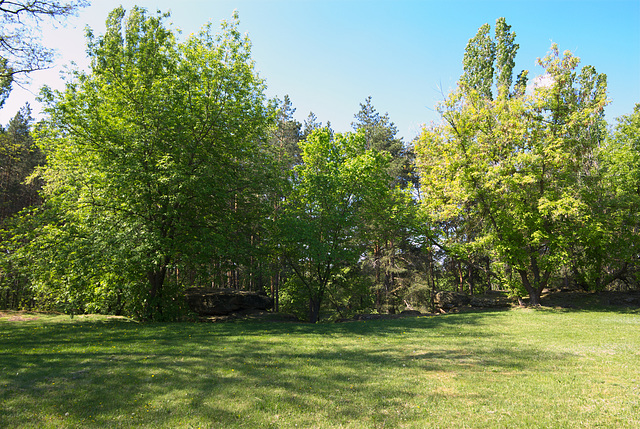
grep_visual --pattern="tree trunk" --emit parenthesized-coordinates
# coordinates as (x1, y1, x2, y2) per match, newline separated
(147, 263, 168, 319)
(374, 243, 381, 311)
(428, 249, 436, 312)
(308, 297, 321, 323)
(518, 264, 549, 307)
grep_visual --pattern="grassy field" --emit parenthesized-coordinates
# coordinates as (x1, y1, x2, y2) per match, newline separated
(1, 307, 639, 428)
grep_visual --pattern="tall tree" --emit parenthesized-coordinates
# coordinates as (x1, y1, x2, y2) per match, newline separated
(594, 104, 640, 287)
(17, 7, 274, 318)
(270, 95, 302, 168)
(460, 23, 495, 100)
(460, 17, 527, 101)
(301, 111, 330, 141)
(417, 43, 608, 305)
(351, 96, 415, 188)
(0, 104, 43, 310)
(351, 96, 418, 312)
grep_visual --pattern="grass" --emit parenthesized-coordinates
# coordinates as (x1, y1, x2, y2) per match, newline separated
(1, 307, 639, 428)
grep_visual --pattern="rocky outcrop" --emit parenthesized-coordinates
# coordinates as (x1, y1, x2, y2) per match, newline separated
(434, 291, 471, 311)
(434, 291, 512, 312)
(185, 288, 273, 316)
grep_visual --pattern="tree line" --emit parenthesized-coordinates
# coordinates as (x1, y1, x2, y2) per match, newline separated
(1, 6, 638, 321)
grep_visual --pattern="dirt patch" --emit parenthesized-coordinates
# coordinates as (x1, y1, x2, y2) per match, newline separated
(0, 311, 40, 322)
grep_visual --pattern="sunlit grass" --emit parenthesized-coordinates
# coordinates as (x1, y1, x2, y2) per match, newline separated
(1, 307, 639, 428)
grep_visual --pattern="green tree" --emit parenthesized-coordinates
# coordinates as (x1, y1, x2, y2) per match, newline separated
(0, 104, 44, 309)
(301, 111, 330, 141)
(351, 96, 415, 188)
(417, 44, 608, 305)
(594, 104, 640, 288)
(279, 128, 391, 322)
(429, 18, 529, 298)
(351, 96, 418, 312)
(460, 17, 527, 101)
(0, 104, 43, 223)
(17, 7, 273, 318)
(270, 95, 302, 168)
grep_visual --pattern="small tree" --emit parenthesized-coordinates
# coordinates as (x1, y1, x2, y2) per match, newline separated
(279, 128, 391, 322)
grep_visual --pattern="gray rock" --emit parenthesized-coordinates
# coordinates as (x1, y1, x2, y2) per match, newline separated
(434, 291, 471, 310)
(185, 288, 274, 316)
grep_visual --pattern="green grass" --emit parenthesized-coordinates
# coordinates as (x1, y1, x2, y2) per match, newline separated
(1, 307, 639, 428)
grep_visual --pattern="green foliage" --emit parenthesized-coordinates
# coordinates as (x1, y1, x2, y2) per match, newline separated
(0, 105, 43, 223)
(10, 7, 274, 319)
(461, 23, 495, 100)
(352, 96, 416, 189)
(279, 128, 393, 322)
(0, 57, 12, 108)
(0, 105, 45, 310)
(270, 95, 303, 168)
(461, 17, 527, 100)
(593, 104, 640, 287)
(417, 41, 608, 304)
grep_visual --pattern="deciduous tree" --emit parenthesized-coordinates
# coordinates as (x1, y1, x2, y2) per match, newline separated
(17, 7, 274, 318)
(279, 128, 391, 322)
(417, 41, 607, 305)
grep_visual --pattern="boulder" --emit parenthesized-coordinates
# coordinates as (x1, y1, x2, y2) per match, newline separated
(434, 291, 471, 310)
(434, 290, 512, 311)
(185, 288, 273, 316)
(470, 295, 512, 308)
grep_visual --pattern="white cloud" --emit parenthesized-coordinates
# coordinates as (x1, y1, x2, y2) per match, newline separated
(526, 73, 554, 95)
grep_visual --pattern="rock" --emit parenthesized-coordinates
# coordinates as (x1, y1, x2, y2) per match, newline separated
(470, 295, 512, 308)
(400, 309, 423, 316)
(434, 290, 512, 311)
(185, 288, 273, 316)
(434, 291, 471, 310)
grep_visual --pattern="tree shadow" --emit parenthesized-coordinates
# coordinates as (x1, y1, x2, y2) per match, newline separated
(0, 311, 581, 427)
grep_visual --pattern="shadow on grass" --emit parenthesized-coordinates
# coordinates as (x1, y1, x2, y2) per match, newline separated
(0, 310, 576, 428)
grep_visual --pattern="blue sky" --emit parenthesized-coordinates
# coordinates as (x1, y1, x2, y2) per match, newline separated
(1, 0, 638, 141)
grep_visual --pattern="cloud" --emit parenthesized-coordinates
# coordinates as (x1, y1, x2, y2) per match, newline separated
(527, 74, 554, 94)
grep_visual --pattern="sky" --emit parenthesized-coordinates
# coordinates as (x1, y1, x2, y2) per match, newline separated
(1, 0, 639, 142)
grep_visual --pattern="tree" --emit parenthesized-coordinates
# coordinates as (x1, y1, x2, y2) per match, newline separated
(0, 103, 43, 309)
(460, 23, 495, 100)
(17, 7, 274, 318)
(426, 18, 529, 298)
(594, 104, 640, 288)
(0, 103, 43, 223)
(417, 41, 608, 305)
(279, 128, 391, 322)
(351, 96, 418, 312)
(460, 17, 527, 101)
(351, 96, 415, 188)
(270, 94, 302, 168)
(301, 111, 330, 141)
(0, 0, 88, 107)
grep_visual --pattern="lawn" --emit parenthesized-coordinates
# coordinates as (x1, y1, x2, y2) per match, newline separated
(1, 307, 639, 428)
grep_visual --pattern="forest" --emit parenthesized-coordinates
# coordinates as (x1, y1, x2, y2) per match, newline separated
(1, 5, 639, 322)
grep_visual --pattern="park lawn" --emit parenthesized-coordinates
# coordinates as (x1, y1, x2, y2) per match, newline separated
(1, 307, 639, 428)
